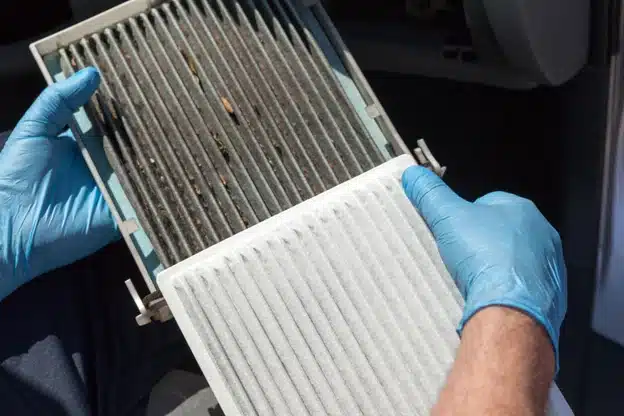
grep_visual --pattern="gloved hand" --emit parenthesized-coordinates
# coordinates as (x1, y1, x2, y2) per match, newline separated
(402, 166, 567, 370)
(0, 67, 119, 300)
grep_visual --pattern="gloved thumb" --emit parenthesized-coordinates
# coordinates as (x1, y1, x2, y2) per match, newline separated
(9, 67, 100, 140)
(402, 165, 467, 230)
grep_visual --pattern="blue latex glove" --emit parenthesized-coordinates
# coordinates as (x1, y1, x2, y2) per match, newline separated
(0, 68, 119, 300)
(402, 166, 567, 370)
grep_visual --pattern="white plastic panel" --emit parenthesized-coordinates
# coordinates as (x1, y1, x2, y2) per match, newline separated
(159, 155, 571, 415)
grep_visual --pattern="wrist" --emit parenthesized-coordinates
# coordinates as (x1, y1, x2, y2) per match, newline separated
(460, 295, 561, 373)
(434, 306, 555, 416)
(463, 306, 556, 375)
(465, 306, 554, 348)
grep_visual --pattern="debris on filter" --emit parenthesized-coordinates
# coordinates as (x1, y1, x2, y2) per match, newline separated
(214, 134, 230, 163)
(180, 49, 198, 77)
(273, 143, 283, 159)
(181, 49, 203, 89)
(70, 56, 77, 68)
(221, 97, 234, 114)
(230, 197, 248, 227)
(221, 96, 240, 125)
(149, 158, 156, 164)
(219, 174, 245, 227)
(108, 98, 120, 121)
(92, 93, 107, 125)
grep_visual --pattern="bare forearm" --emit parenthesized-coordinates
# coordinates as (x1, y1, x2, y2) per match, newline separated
(433, 307, 555, 416)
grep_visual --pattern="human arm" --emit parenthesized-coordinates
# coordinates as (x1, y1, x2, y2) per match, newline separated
(401, 166, 566, 415)
(433, 307, 554, 416)
(0, 68, 119, 300)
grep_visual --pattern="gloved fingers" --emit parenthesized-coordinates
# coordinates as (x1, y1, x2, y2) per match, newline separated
(402, 165, 468, 230)
(8, 68, 100, 141)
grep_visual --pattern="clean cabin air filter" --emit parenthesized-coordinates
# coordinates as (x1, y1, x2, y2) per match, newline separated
(158, 156, 568, 416)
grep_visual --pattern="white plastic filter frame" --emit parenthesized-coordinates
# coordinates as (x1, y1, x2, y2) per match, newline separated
(158, 155, 572, 416)
(29, 0, 410, 294)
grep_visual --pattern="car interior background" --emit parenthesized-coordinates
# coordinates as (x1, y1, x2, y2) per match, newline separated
(0, 0, 622, 414)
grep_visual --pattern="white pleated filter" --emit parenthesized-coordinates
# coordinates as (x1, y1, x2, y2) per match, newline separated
(158, 155, 571, 416)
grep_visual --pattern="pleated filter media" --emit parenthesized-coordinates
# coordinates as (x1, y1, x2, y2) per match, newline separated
(59, 0, 387, 267)
(31, 0, 407, 290)
(159, 155, 569, 415)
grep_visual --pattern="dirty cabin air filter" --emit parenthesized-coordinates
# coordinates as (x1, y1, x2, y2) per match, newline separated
(31, 0, 420, 301)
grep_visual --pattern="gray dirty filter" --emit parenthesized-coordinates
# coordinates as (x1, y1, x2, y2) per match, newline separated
(55, 0, 385, 267)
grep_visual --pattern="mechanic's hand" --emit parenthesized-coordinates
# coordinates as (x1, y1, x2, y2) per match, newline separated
(0, 68, 119, 300)
(402, 166, 567, 371)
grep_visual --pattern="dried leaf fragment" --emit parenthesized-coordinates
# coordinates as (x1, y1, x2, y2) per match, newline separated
(180, 49, 198, 77)
(221, 97, 234, 114)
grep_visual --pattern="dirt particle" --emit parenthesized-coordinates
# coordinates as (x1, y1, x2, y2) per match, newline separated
(221, 97, 234, 114)
(274, 143, 283, 159)
(215, 136, 230, 163)
(149, 158, 155, 164)
(180, 49, 198, 77)
(108, 99, 119, 121)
